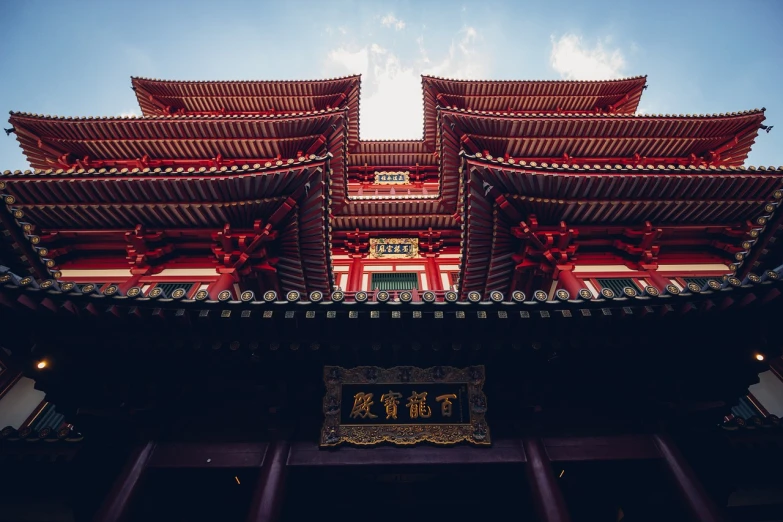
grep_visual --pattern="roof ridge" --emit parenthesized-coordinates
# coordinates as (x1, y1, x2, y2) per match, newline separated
(357, 139, 427, 144)
(440, 106, 765, 119)
(422, 74, 648, 84)
(131, 75, 362, 84)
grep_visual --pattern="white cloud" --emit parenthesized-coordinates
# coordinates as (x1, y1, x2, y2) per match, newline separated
(323, 26, 487, 139)
(550, 34, 626, 80)
(326, 47, 369, 78)
(120, 110, 139, 117)
(380, 14, 406, 31)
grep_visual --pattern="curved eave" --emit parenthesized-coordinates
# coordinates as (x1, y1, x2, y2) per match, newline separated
(0, 183, 57, 280)
(0, 160, 333, 293)
(8, 111, 347, 171)
(463, 151, 783, 173)
(1, 153, 330, 179)
(131, 75, 361, 150)
(423, 75, 649, 144)
(465, 154, 783, 220)
(462, 154, 783, 291)
(443, 109, 765, 167)
(131, 75, 360, 112)
(349, 140, 437, 166)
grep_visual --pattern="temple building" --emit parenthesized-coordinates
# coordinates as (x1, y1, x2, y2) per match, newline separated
(0, 74, 782, 521)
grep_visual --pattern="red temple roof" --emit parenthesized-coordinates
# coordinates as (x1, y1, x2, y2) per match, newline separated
(441, 109, 766, 166)
(466, 154, 783, 225)
(422, 75, 648, 144)
(348, 140, 437, 167)
(1, 158, 333, 294)
(9, 111, 346, 171)
(131, 76, 361, 148)
(460, 156, 783, 297)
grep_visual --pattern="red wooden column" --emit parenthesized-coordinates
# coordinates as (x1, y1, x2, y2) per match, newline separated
(93, 442, 155, 522)
(522, 437, 571, 522)
(424, 254, 442, 291)
(246, 440, 290, 522)
(653, 434, 727, 522)
(346, 255, 364, 291)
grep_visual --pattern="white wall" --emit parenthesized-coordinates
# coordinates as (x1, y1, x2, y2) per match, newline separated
(749, 371, 783, 417)
(0, 377, 45, 428)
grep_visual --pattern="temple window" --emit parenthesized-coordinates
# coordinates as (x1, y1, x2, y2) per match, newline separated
(370, 273, 419, 291)
(146, 282, 196, 298)
(595, 278, 642, 296)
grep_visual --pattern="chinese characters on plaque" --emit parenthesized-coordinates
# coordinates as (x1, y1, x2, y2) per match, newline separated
(321, 366, 490, 447)
(349, 389, 460, 422)
(373, 171, 410, 185)
(368, 238, 419, 259)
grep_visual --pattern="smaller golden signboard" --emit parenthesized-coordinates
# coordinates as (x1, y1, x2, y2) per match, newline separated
(368, 238, 418, 259)
(321, 365, 490, 447)
(373, 171, 410, 185)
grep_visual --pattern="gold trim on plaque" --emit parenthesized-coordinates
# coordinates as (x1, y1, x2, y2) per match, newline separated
(368, 238, 419, 259)
(373, 171, 410, 185)
(320, 365, 490, 447)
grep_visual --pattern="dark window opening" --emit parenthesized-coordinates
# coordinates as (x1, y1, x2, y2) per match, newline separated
(596, 278, 641, 296)
(151, 282, 196, 298)
(371, 273, 419, 291)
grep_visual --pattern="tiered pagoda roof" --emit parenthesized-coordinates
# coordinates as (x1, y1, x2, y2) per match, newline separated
(422, 75, 648, 144)
(131, 75, 361, 147)
(460, 153, 783, 298)
(0, 73, 779, 303)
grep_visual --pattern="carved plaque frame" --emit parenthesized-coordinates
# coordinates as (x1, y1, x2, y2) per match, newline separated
(321, 365, 490, 447)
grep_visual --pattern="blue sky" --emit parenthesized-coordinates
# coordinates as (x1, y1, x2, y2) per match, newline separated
(1, 0, 781, 169)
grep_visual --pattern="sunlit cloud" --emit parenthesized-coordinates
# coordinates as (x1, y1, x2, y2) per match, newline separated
(324, 26, 487, 139)
(550, 34, 626, 80)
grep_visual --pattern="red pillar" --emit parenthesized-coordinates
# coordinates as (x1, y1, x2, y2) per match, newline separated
(555, 268, 584, 298)
(653, 434, 727, 522)
(93, 442, 154, 522)
(207, 270, 237, 300)
(522, 437, 571, 522)
(425, 254, 442, 291)
(246, 440, 290, 522)
(346, 255, 364, 291)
